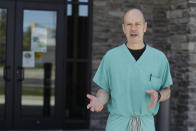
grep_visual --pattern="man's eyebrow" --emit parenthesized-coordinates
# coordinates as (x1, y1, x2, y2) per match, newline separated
(126, 21, 142, 24)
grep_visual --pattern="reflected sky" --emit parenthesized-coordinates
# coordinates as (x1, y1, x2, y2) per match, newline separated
(67, 4, 88, 16)
(68, 0, 88, 2)
(23, 10, 57, 30)
(24, 4, 88, 30)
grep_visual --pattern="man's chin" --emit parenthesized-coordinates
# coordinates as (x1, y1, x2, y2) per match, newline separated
(127, 40, 140, 44)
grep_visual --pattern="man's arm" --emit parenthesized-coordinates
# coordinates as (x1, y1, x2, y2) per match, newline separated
(159, 86, 171, 102)
(96, 88, 110, 105)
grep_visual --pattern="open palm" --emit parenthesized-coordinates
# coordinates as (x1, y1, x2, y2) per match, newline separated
(86, 94, 104, 112)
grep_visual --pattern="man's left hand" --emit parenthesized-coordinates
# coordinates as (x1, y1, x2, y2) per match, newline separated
(146, 89, 159, 110)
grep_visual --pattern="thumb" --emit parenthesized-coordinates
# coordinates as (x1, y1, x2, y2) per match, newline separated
(95, 104, 104, 112)
(146, 90, 153, 94)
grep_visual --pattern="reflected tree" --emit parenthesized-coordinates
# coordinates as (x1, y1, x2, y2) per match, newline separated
(0, 9, 7, 65)
(23, 26, 31, 51)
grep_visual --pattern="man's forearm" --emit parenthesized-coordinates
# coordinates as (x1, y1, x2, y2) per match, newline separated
(159, 86, 171, 102)
(96, 88, 109, 105)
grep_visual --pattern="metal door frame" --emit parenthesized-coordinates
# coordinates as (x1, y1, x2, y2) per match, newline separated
(14, 1, 65, 130)
(0, 1, 15, 130)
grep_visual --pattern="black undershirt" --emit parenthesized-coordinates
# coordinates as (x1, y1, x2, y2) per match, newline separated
(126, 43, 146, 61)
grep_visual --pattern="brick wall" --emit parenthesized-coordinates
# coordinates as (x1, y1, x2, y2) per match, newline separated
(167, 1, 189, 131)
(167, 0, 196, 131)
(187, 1, 196, 131)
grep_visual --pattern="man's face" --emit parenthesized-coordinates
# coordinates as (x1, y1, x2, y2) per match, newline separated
(122, 10, 147, 44)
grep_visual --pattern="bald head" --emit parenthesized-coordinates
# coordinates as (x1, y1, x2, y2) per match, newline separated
(122, 8, 147, 46)
(123, 8, 145, 24)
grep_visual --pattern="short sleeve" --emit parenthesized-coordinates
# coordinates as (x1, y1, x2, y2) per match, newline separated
(161, 57, 173, 89)
(93, 56, 110, 92)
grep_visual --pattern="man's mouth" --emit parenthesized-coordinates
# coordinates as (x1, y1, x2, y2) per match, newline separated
(130, 34, 138, 37)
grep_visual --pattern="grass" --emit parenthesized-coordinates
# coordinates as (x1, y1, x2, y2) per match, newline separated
(0, 83, 55, 96)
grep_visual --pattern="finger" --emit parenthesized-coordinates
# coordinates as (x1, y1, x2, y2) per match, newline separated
(146, 90, 154, 94)
(152, 99, 156, 105)
(152, 92, 158, 102)
(98, 105, 104, 111)
(87, 104, 92, 109)
(86, 94, 95, 100)
(153, 97, 158, 104)
(146, 89, 153, 92)
(152, 102, 156, 108)
(147, 100, 156, 109)
(94, 107, 99, 112)
(98, 105, 103, 110)
(86, 94, 92, 99)
(95, 105, 100, 112)
(147, 99, 154, 109)
(90, 107, 95, 112)
(147, 104, 153, 110)
(151, 95, 157, 105)
(153, 92, 156, 97)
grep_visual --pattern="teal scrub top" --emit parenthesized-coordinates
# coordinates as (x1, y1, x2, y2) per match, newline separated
(93, 43, 173, 131)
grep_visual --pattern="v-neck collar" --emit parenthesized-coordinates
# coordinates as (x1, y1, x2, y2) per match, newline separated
(122, 43, 150, 64)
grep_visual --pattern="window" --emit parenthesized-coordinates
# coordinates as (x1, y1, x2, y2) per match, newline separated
(65, 0, 91, 125)
(0, 8, 7, 119)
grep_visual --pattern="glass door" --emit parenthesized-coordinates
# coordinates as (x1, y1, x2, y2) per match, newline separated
(14, 2, 65, 129)
(0, 7, 7, 129)
(0, 7, 7, 120)
(0, 1, 15, 130)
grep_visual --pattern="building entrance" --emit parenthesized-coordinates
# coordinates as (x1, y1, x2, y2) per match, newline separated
(0, 0, 91, 130)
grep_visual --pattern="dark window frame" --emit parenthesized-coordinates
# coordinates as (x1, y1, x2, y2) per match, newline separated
(63, 0, 92, 129)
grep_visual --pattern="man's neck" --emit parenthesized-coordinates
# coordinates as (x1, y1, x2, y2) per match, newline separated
(126, 42, 145, 50)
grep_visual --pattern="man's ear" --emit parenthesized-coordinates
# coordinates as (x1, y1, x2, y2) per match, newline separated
(122, 24, 126, 34)
(144, 22, 147, 32)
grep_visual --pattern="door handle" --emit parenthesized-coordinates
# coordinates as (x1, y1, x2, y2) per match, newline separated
(3, 66, 11, 81)
(16, 66, 24, 81)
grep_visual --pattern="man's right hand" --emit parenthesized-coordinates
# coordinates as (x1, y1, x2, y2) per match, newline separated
(86, 94, 104, 112)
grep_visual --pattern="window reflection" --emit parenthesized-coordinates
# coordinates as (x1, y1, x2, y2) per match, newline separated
(0, 8, 7, 119)
(67, 0, 88, 2)
(67, 4, 89, 58)
(79, 0, 88, 2)
(22, 10, 56, 117)
(67, 4, 72, 16)
(79, 5, 88, 17)
(67, 1, 88, 16)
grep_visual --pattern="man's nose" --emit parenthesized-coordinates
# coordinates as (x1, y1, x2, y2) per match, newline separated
(131, 25, 137, 30)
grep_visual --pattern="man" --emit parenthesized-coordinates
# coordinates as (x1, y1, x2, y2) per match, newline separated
(87, 8, 173, 131)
